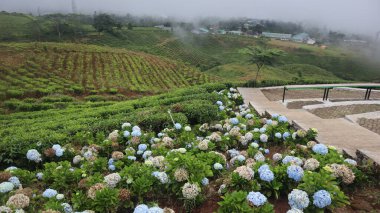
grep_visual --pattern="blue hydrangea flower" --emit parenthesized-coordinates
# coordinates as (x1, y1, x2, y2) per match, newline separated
(344, 158, 357, 166)
(282, 156, 303, 166)
(157, 133, 163, 137)
(201, 177, 209, 186)
(55, 148, 64, 157)
(288, 189, 310, 210)
(26, 149, 42, 162)
(108, 164, 116, 171)
(283, 132, 290, 139)
(219, 106, 225, 111)
(278, 115, 288, 123)
(230, 117, 239, 125)
(36, 172, 43, 180)
(108, 158, 114, 165)
(236, 155, 246, 162)
(313, 190, 331, 208)
(8, 176, 21, 187)
(148, 207, 163, 213)
(42, 188, 58, 198)
(123, 131, 130, 137)
(259, 127, 266, 133)
(312, 144, 328, 155)
(131, 130, 142, 137)
(52, 144, 62, 151)
(247, 191, 267, 206)
(258, 164, 270, 174)
(174, 123, 182, 130)
(259, 169, 274, 182)
(61, 203, 73, 213)
(216, 101, 223, 106)
(143, 151, 152, 159)
(213, 163, 223, 170)
(137, 150, 144, 155)
(275, 132, 282, 138)
(245, 114, 253, 119)
(260, 134, 268, 142)
(127, 156, 136, 161)
(0, 182, 14, 193)
(134, 204, 149, 213)
(272, 113, 279, 119)
(266, 119, 273, 125)
(132, 125, 141, 131)
(287, 165, 304, 182)
(227, 149, 240, 158)
(264, 149, 270, 154)
(138, 144, 148, 151)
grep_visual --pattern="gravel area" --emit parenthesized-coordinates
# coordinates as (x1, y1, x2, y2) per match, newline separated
(358, 118, 380, 135)
(286, 101, 323, 109)
(308, 104, 380, 119)
(262, 88, 380, 101)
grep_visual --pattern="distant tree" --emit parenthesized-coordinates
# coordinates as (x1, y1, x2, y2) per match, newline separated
(93, 13, 117, 34)
(127, 23, 133, 30)
(240, 46, 284, 86)
(252, 24, 264, 35)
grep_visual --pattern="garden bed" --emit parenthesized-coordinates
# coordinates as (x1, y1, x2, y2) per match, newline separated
(286, 101, 323, 109)
(262, 88, 380, 102)
(308, 104, 380, 119)
(0, 86, 379, 213)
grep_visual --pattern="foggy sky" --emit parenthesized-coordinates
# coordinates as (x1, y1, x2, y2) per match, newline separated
(1, 0, 380, 36)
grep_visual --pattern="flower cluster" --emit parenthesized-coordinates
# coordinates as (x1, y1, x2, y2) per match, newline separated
(26, 149, 42, 163)
(303, 158, 320, 171)
(313, 190, 331, 208)
(152, 171, 169, 184)
(312, 144, 328, 155)
(0, 182, 14, 193)
(287, 165, 304, 182)
(42, 188, 58, 198)
(174, 168, 189, 182)
(288, 189, 310, 210)
(233, 166, 254, 181)
(6, 193, 30, 209)
(182, 182, 200, 199)
(329, 163, 355, 184)
(104, 173, 121, 188)
(247, 191, 267, 206)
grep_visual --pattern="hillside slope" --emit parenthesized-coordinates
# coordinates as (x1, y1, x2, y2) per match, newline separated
(0, 42, 217, 100)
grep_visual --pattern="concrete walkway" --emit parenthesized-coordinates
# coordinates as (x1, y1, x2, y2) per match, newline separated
(238, 87, 380, 165)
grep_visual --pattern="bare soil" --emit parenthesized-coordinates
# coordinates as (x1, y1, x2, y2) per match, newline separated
(308, 104, 380, 119)
(358, 118, 380, 135)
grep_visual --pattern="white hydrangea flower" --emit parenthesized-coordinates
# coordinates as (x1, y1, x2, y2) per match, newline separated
(104, 173, 121, 188)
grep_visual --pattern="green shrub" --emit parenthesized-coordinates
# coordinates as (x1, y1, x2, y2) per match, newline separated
(6, 89, 24, 98)
(85, 95, 107, 102)
(181, 100, 218, 124)
(41, 95, 74, 103)
(138, 112, 188, 132)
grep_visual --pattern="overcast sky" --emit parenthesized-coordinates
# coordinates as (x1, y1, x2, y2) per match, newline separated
(1, 0, 380, 36)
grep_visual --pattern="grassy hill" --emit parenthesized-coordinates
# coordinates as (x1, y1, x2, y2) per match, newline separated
(0, 42, 216, 101)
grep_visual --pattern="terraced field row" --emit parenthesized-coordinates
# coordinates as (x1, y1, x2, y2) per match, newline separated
(0, 42, 216, 100)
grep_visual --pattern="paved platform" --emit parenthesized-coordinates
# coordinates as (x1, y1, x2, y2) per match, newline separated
(238, 87, 380, 165)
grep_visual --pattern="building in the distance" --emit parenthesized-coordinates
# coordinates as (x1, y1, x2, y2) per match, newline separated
(262, 32, 292, 40)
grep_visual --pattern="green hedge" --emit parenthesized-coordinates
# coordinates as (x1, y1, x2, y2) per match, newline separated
(0, 83, 228, 166)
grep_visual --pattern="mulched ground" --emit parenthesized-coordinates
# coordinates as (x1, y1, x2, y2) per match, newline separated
(358, 118, 380, 135)
(286, 101, 323, 109)
(308, 104, 380, 119)
(262, 88, 380, 102)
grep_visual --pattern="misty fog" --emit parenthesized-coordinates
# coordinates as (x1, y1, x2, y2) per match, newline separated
(1, 0, 380, 37)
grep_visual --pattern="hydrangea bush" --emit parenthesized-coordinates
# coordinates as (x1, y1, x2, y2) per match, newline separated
(0, 87, 364, 212)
